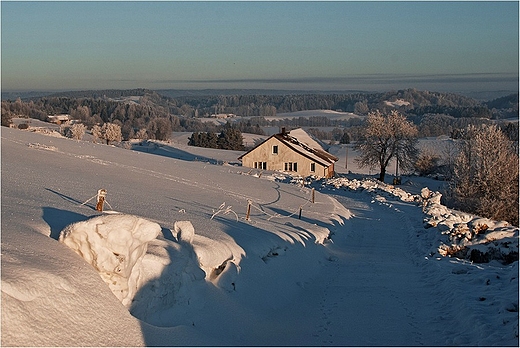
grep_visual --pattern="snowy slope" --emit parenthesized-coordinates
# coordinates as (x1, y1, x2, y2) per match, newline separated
(1, 127, 518, 346)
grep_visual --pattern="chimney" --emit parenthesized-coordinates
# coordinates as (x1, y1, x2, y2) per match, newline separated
(281, 127, 286, 135)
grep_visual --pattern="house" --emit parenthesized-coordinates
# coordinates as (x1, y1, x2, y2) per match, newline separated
(238, 128, 338, 178)
(47, 114, 70, 125)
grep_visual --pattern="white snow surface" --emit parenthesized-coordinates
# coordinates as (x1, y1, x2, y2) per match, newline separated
(384, 99, 411, 107)
(59, 214, 161, 306)
(2, 127, 518, 347)
(272, 109, 364, 121)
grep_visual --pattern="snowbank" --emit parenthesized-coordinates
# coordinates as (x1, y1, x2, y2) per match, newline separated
(59, 214, 161, 306)
(319, 176, 519, 264)
(421, 188, 519, 264)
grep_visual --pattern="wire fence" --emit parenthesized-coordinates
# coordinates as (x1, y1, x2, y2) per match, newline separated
(211, 188, 316, 222)
(79, 186, 317, 224)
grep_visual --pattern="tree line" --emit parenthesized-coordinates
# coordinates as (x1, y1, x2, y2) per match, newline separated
(5, 88, 515, 120)
(3, 88, 518, 146)
(188, 125, 245, 151)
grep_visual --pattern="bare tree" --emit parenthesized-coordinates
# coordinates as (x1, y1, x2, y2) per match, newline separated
(415, 145, 440, 176)
(71, 105, 91, 122)
(449, 124, 519, 225)
(438, 139, 459, 181)
(355, 110, 419, 182)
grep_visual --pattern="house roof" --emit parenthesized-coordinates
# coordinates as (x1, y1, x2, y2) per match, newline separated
(238, 128, 338, 167)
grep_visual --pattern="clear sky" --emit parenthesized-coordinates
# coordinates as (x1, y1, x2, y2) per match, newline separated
(1, 1, 518, 93)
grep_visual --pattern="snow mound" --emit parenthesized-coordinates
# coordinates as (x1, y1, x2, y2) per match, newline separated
(421, 189, 518, 264)
(174, 220, 195, 244)
(59, 214, 161, 306)
(324, 176, 420, 203)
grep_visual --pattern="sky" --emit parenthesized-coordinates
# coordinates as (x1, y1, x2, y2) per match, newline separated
(1, 1, 519, 93)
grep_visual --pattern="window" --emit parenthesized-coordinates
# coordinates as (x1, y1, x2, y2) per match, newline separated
(284, 162, 298, 172)
(310, 163, 316, 172)
(272, 145, 278, 154)
(254, 162, 267, 170)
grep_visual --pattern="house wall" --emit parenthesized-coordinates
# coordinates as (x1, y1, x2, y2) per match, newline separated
(241, 137, 333, 178)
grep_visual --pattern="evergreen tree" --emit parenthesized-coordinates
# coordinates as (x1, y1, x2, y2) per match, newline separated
(217, 125, 244, 150)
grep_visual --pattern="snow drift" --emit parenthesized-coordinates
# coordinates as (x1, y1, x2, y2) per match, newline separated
(59, 214, 161, 306)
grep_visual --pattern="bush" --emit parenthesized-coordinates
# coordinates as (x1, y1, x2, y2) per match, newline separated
(449, 124, 519, 225)
(415, 147, 440, 176)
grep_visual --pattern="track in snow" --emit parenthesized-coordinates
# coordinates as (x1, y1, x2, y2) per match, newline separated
(269, 190, 446, 346)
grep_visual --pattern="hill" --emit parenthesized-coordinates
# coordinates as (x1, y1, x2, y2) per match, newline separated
(2, 127, 518, 346)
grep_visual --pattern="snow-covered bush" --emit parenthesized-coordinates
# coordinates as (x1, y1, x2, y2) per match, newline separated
(449, 124, 519, 226)
(101, 122, 122, 145)
(68, 123, 87, 141)
(59, 214, 160, 306)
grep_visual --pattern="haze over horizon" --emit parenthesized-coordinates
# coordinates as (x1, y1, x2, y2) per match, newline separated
(2, 2, 518, 94)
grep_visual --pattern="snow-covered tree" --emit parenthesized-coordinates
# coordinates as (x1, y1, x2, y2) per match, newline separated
(91, 124, 102, 143)
(355, 110, 419, 182)
(70, 123, 86, 141)
(449, 124, 519, 225)
(101, 122, 122, 145)
(135, 128, 148, 140)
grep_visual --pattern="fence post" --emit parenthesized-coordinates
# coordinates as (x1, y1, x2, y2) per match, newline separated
(311, 188, 315, 203)
(246, 200, 252, 221)
(96, 189, 107, 212)
(298, 206, 302, 219)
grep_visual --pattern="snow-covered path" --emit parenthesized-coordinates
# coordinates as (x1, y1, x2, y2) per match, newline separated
(302, 194, 440, 346)
(254, 190, 447, 347)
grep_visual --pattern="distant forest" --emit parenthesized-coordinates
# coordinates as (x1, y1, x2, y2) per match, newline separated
(2, 88, 518, 142)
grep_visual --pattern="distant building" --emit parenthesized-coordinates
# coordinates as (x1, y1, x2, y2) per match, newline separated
(238, 128, 338, 178)
(210, 113, 236, 119)
(47, 114, 70, 125)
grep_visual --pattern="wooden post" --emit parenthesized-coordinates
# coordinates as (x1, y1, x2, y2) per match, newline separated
(311, 188, 315, 203)
(96, 189, 107, 212)
(345, 146, 348, 170)
(246, 201, 252, 221)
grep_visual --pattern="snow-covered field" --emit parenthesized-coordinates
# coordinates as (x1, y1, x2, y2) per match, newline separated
(2, 127, 518, 346)
(269, 109, 364, 121)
